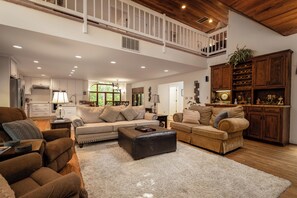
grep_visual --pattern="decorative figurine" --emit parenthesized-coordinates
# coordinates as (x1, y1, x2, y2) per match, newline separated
(278, 96, 284, 105)
(256, 98, 261, 105)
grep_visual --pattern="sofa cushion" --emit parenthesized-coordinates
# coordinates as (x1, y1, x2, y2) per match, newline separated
(130, 119, 160, 126)
(182, 109, 200, 124)
(76, 123, 114, 135)
(121, 106, 137, 121)
(0, 174, 15, 198)
(112, 121, 136, 131)
(11, 177, 40, 197)
(2, 119, 43, 140)
(189, 105, 213, 125)
(214, 111, 228, 129)
(210, 106, 244, 126)
(192, 126, 228, 140)
(76, 106, 104, 123)
(170, 122, 199, 133)
(132, 106, 145, 120)
(100, 106, 121, 122)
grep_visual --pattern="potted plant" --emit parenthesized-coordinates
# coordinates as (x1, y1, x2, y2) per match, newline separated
(228, 46, 254, 67)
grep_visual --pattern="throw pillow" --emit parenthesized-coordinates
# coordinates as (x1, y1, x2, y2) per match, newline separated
(210, 106, 244, 126)
(189, 105, 213, 125)
(2, 119, 43, 140)
(99, 106, 121, 122)
(76, 106, 105, 123)
(182, 109, 200, 124)
(213, 111, 228, 129)
(132, 105, 145, 120)
(0, 174, 15, 198)
(70, 116, 84, 128)
(121, 106, 137, 121)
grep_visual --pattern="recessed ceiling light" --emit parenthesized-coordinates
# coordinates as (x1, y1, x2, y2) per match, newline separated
(41, 74, 45, 77)
(181, 4, 186, 9)
(70, 71, 74, 74)
(75, 55, 82, 59)
(33, 60, 39, 63)
(13, 45, 22, 49)
(140, 66, 146, 69)
(208, 18, 213, 23)
(164, 69, 169, 72)
(72, 69, 75, 72)
(69, 74, 72, 76)
(110, 61, 116, 64)
(37, 67, 42, 70)
(74, 66, 78, 68)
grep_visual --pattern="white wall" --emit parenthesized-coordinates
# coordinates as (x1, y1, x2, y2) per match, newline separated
(0, 56, 10, 107)
(132, 68, 211, 109)
(227, 11, 297, 144)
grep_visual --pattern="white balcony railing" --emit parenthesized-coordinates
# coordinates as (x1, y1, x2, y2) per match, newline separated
(28, 0, 227, 56)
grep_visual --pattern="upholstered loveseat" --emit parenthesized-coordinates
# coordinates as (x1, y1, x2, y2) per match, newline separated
(170, 105, 249, 154)
(71, 105, 159, 147)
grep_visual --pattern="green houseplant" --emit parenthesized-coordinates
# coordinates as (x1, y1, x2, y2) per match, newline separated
(228, 46, 254, 67)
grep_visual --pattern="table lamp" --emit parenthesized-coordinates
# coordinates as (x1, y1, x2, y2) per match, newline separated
(151, 94, 160, 114)
(52, 91, 69, 120)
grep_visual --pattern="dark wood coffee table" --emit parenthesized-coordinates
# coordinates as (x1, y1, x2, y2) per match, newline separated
(118, 125, 176, 160)
(0, 140, 45, 161)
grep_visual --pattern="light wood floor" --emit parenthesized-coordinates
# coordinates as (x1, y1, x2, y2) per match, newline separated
(35, 119, 297, 197)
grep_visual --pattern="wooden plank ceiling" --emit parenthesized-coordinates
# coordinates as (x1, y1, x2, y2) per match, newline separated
(132, 0, 297, 36)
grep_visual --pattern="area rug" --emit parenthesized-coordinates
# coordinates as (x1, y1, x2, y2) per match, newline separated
(76, 141, 291, 198)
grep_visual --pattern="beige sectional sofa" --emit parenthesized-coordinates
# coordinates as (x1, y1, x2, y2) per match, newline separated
(170, 105, 249, 154)
(71, 105, 159, 147)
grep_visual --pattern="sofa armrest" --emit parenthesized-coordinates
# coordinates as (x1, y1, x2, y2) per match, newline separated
(173, 113, 183, 122)
(218, 118, 249, 133)
(42, 129, 70, 141)
(0, 153, 42, 184)
(20, 172, 81, 198)
(45, 138, 73, 163)
(144, 113, 157, 120)
(70, 116, 84, 128)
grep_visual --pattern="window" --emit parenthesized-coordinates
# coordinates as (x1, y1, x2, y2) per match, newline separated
(89, 83, 121, 106)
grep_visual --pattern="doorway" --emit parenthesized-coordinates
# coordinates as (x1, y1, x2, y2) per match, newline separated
(158, 81, 184, 120)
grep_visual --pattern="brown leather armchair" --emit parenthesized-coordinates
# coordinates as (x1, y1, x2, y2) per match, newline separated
(0, 107, 73, 172)
(0, 153, 81, 198)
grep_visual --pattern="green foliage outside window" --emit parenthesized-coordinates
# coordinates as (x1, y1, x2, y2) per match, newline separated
(89, 83, 121, 106)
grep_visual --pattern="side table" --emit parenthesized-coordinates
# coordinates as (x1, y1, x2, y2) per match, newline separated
(157, 115, 168, 128)
(0, 140, 44, 162)
(50, 118, 72, 137)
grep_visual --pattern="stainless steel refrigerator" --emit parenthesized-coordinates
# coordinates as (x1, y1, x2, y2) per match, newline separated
(10, 78, 25, 109)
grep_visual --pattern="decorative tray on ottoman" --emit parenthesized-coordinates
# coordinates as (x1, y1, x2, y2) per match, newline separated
(135, 126, 156, 132)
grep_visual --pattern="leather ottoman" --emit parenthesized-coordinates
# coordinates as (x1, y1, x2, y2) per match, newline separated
(118, 125, 176, 160)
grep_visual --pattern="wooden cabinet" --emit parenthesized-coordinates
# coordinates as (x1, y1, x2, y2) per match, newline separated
(246, 106, 289, 145)
(211, 64, 232, 90)
(253, 50, 291, 88)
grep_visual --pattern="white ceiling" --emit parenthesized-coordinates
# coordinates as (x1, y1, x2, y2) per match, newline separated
(0, 25, 203, 83)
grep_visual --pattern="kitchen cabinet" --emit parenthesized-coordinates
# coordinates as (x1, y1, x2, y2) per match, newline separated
(10, 59, 18, 78)
(59, 79, 68, 91)
(51, 79, 60, 90)
(246, 106, 289, 145)
(29, 103, 50, 117)
(253, 50, 292, 88)
(62, 106, 77, 119)
(67, 79, 76, 96)
(24, 76, 32, 95)
(211, 64, 232, 91)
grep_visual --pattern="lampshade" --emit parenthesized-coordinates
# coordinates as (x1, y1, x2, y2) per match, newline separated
(52, 91, 69, 104)
(152, 94, 160, 103)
